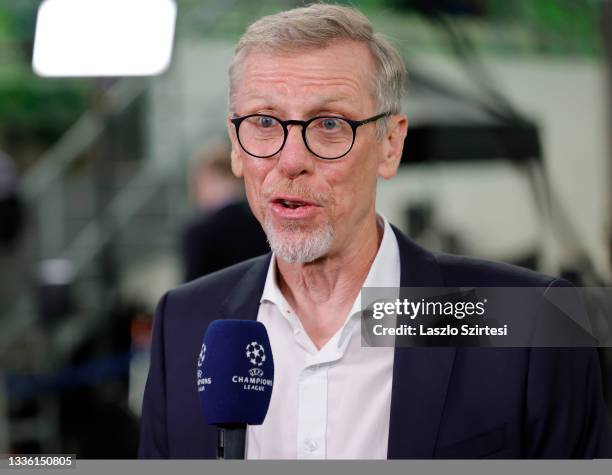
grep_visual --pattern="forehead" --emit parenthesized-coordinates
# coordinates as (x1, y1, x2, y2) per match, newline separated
(233, 41, 377, 113)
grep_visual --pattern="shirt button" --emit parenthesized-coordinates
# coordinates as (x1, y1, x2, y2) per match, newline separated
(304, 439, 318, 452)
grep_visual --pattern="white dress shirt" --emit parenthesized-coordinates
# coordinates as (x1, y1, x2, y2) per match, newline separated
(246, 215, 401, 459)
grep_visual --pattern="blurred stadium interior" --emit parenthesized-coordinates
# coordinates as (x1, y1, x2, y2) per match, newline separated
(0, 0, 611, 457)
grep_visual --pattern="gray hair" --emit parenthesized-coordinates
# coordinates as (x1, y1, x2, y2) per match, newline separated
(228, 3, 406, 137)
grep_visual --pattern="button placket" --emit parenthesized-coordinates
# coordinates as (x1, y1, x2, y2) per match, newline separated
(297, 364, 327, 458)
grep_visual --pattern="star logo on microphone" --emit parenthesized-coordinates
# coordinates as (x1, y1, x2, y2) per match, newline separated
(197, 343, 206, 367)
(245, 341, 266, 367)
(232, 341, 272, 391)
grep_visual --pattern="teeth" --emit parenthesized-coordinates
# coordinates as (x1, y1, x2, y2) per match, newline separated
(281, 200, 303, 209)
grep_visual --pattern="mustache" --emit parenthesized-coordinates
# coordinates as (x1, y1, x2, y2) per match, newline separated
(264, 182, 332, 206)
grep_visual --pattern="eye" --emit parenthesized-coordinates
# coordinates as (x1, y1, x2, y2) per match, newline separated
(321, 118, 340, 130)
(257, 116, 276, 128)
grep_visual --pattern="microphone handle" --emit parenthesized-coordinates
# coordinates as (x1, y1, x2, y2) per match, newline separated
(217, 424, 246, 459)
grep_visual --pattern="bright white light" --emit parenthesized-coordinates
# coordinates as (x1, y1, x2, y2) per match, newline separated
(33, 0, 177, 77)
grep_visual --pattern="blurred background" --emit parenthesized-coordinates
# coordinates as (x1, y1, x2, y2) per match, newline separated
(0, 0, 611, 458)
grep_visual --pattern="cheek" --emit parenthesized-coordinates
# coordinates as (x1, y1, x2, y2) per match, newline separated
(242, 157, 274, 218)
(340, 177, 375, 216)
(322, 161, 376, 220)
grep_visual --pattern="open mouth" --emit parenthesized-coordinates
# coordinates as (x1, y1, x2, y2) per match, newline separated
(270, 195, 321, 219)
(275, 199, 309, 209)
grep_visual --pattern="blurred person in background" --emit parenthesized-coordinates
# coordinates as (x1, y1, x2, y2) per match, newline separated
(181, 140, 269, 282)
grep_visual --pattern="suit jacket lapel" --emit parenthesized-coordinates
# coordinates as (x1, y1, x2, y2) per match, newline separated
(220, 253, 272, 321)
(387, 226, 457, 459)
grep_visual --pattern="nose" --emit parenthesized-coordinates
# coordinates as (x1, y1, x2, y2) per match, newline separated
(276, 124, 315, 179)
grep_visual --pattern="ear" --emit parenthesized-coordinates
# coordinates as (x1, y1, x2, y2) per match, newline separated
(227, 117, 244, 178)
(377, 114, 408, 180)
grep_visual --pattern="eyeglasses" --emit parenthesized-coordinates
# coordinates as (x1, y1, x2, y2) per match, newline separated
(230, 112, 390, 160)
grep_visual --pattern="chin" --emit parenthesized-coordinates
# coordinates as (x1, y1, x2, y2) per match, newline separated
(263, 215, 334, 264)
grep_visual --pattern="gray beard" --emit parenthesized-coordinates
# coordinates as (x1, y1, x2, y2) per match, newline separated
(263, 213, 334, 264)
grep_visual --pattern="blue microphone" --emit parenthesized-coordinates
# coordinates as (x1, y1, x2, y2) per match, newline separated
(197, 319, 274, 459)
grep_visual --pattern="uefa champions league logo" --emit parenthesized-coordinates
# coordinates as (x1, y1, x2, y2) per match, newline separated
(245, 341, 266, 367)
(196, 343, 211, 391)
(231, 341, 271, 389)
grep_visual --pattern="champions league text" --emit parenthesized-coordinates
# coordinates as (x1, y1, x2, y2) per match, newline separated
(231, 375, 273, 392)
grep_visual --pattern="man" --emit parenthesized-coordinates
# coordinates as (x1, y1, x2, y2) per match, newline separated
(181, 140, 268, 281)
(140, 4, 611, 459)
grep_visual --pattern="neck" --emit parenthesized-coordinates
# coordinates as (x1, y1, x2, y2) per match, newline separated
(275, 214, 383, 349)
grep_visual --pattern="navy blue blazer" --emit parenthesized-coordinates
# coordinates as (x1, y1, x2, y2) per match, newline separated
(139, 225, 612, 458)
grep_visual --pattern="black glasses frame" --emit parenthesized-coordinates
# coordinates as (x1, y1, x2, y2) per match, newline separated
(230, 112, 390, 160)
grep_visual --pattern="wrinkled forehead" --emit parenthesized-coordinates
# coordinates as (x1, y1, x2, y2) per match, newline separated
(230, 41, 378, 113)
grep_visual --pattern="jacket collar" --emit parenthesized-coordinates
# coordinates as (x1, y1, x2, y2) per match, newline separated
(219, 225, 456, 459)
(387, 224, 456, 459)
(219, 253, 271, 321)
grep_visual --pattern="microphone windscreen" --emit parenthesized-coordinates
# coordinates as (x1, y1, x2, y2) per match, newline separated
(197, 319, 274, 425)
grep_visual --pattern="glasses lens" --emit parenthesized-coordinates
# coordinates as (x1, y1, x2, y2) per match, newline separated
(306, 117, 353, 159)
(238, 115, 284, 157)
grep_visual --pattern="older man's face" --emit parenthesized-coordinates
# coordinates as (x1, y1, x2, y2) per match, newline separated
(228, 41, 403, 263)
